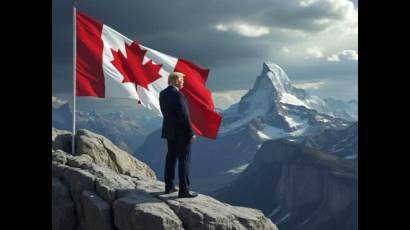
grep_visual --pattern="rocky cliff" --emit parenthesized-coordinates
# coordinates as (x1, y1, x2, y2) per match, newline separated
(52, 128, 277, 230)
(215, 139, 357, 230)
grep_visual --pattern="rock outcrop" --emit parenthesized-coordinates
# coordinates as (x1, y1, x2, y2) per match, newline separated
(74, 129, 156, 180)
(52, 128, 277, 230)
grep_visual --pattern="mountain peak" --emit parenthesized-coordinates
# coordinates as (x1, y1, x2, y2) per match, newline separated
(262, 62, 283, 72)
(263, 61, 280, 70)
(261, 62, 291, 94)
(231, 62, 291, 119)
(221, 62, 352, 136)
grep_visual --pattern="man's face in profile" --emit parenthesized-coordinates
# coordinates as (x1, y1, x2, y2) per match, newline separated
(175, 76, 184, 90)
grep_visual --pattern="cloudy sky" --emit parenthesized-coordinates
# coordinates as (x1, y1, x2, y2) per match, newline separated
(53, 0, 358, 111)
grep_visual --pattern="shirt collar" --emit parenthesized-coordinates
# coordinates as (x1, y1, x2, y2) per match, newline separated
(170, 85, 179, 91)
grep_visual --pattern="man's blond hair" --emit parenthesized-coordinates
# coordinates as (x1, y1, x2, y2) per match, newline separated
(168, 72, 185, 85)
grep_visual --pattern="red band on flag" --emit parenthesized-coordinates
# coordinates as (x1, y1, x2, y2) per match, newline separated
(176, 59, 221, 139)
(76, 11, 105, 97)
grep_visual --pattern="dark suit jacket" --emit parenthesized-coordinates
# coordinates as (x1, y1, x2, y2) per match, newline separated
(159, 85, 194, 142)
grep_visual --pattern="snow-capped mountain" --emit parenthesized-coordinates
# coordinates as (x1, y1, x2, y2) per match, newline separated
(324, 98, 358, 122)
(52, 98, 72, 131)
(221, 62, 351, 140)
(303, 122, 358, 159)
(136, 62, 355, 194)
(52, 97, 161, 152)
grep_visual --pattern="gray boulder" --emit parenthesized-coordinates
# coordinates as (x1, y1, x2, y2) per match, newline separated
(81, 190, 116, 230)
(75, 129, 156, 180)
(52, 127, 72, 153)
(52, 176, 77, 230)
(159, 193, 276, 230)
(113, 191, 184, 230)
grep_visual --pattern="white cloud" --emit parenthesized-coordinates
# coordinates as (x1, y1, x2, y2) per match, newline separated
(302, 47, 358, 62)
(327, 55, 340, 62)
(305, 46, 325, 59)
(278, 0, 357, 62)
(313, 18, 332, 27)
(327, 50, 358, 62)
(213, 0, 357, 62)
(266, 0, 357, 34)
(293, 81, 326, 90)
(299, 0, 318, 7)
(52, 96, 67, 108)
(316, 0, 358, 35)
(215, 24, 228, 31)
(282, 46, 290, 53)
(235, 23, 270, 37)
(212, 90, 248, 109)
(215, 22, 270, 37)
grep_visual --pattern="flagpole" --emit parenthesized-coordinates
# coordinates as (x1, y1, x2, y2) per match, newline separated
(72, 2, 77, 155)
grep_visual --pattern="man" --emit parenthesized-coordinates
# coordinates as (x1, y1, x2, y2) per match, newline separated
(159, 72, 198, 198)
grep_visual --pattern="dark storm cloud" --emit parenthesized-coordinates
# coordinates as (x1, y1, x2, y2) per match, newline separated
(53, 0, 357, 100)
(243, 1, 351, 32)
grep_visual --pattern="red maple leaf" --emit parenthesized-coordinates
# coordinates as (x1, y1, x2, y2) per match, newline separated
(110, 42, 162, 91)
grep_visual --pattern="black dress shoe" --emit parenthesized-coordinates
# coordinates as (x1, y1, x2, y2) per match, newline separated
(178, 192, 198, 198)
(165, 187, 179, 194)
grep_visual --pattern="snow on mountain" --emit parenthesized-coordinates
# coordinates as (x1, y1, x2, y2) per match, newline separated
(303, 122, 358, 159)
(221, 62, 352, 140)
(52, 96, 67, 108)
(52, 96, 161, 152)
(324, 97, 358, 121)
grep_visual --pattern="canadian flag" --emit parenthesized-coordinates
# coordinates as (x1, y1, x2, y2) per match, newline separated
(76, 10, 221, 139)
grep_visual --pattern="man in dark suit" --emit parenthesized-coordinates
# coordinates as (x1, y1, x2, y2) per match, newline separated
(159, 72, 198, 198)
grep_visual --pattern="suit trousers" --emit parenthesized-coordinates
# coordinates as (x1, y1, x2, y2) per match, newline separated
(164, 138, 192, 193)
